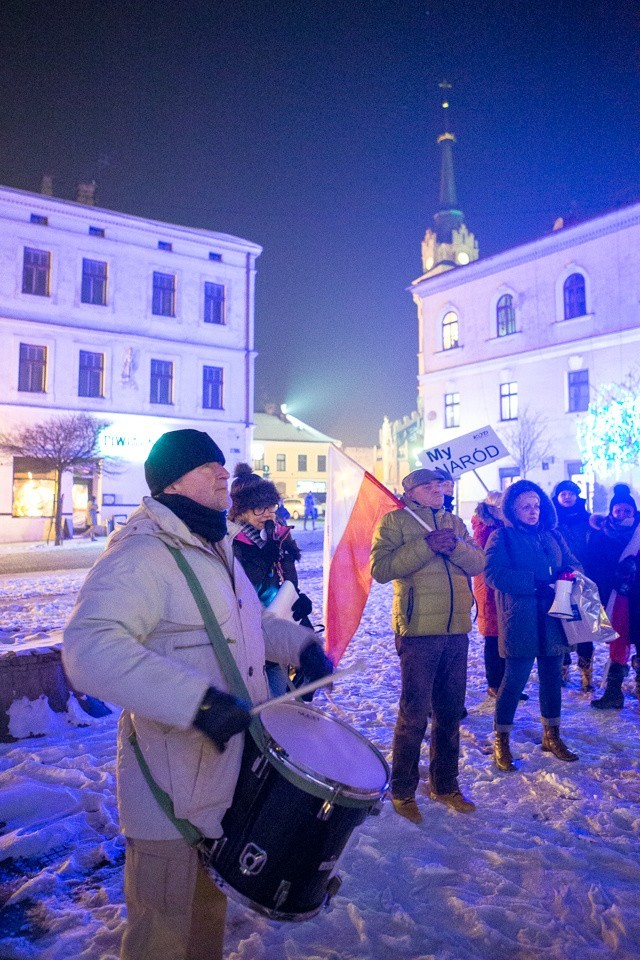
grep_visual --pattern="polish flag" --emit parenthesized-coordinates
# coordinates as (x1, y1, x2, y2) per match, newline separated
(606, 522, 640, 665)
(323, 446, 404, 664)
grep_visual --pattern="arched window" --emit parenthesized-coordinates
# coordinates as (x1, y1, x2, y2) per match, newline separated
(496, 294, 516, 337)
(563, 273, 586, 320)
(442, 311, 459, 350)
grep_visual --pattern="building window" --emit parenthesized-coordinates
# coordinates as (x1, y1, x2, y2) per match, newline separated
(204, 282, 226, 324)
(496, 294, 516, 337)
(442, 311, 459, 350)
(298, 455, 308, 472)
(276, 454, 286, 471)
(81, 258, 108, 305)
(444, 392, 460, 429)
(12, 457, 56, 518)
(18, 343, 47, 392)
(568, 369, 589, 413)
(158, 241, 172, 251)
(152, 272, 176, 317)
(22, 247, 50, 296)
(150, 359, 173, 404)
(89, 225, 105, 237)
(78, 350, 104, 398)
(317, 454, 326, 472)
(563, 273, 586, 320)
(30, 213, 48, 225)
(209, 252, 222, 262)
(499, 466, 521, 491)
(202, 365, 223, 410)
(500, 382, 518, 421)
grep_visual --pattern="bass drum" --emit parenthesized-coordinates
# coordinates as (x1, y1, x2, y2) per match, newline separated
(203, 700, 389, 921)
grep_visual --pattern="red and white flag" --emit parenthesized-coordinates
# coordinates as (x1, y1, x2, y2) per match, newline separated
(323, 446, 403, 664)
(606, 522, 640, 665)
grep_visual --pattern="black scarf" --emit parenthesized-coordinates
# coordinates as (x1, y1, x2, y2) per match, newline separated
(154, 493, 227, 544)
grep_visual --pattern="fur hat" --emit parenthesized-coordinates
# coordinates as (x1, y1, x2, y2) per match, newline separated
(609, 483, 638, 514)
(402, 468, 447, 493)
(144, 429, 225, 496)
(501, 479, 557, 531)
(229, 463, 280, 520)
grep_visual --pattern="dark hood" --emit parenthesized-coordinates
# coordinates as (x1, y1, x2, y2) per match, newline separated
(552, 495, 590, 524)
(502, 480, 557, 531)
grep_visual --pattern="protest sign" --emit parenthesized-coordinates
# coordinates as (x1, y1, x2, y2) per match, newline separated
(418, 425, 509, 478)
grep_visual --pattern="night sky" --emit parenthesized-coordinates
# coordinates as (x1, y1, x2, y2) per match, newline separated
(1, 0, 638, 445)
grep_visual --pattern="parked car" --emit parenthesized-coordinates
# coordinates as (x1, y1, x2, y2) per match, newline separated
(283, 497, 325, 520)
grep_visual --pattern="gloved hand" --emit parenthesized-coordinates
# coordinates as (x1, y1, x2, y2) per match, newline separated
(291, 593, 313, 622)
(299, 641, 334, 684)
(425, 529, 458, 555)
(613, 555, 637, 596)
(192, 687, 252, 753)
(261, 538, 280, 565)
(534, 578, 555, 607)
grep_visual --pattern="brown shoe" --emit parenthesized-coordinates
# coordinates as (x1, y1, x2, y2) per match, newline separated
(541, 725, 578, 762)
(391, 797, 423, 824)
(429, 790, 476, 813)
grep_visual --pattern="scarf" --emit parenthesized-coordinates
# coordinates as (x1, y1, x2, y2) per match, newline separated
(154, 493, 228, 544)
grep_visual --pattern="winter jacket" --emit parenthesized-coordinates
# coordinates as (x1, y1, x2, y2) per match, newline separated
(232, 523, 301, 605)
(551, 496, 591, 564)
(63, 497, 315, 841)
(370, 502, 485, 636)
(484, 484, 580, 659)
(584, 514, 640, 607)
(471, 504, 503, 636)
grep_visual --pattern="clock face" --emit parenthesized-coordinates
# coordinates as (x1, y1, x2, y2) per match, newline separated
(457, 251, 470, 265)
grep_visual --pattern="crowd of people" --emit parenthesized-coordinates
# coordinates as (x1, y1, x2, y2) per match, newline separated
(372, 469, 640, 824)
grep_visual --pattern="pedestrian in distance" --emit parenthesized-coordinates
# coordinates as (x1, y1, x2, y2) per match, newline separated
(371, 468, 485, 823)
(485, 480, 581, 773)
(63, 429, 333, 960)
(83, 496, 100, 540)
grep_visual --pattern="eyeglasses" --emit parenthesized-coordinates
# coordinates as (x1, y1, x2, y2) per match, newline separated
(251, 505, 277, 516)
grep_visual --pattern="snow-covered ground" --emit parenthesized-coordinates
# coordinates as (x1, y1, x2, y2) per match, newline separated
(1, 544, 639, 959)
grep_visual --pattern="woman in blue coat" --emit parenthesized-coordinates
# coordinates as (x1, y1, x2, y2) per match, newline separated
(485, 480, 580, 772)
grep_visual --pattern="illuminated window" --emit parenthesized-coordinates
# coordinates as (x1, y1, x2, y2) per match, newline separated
(317, 454, 326, 472)
(500, 382, 518, 421)
(202, 365, 223, 409)
(499, 466, 521, 491)
(152, 272, 176, 316)
(568, 369, 589, 413)
(497, 294, 516, 336)
(444, 392, 460, 429)
(81, 259, 108, 305)
(298, 455, 307, 472)
(22, 247, 50, 296)
(150, 359, 174, 404)
(18, 343, 47, 392)
(442, 311, 459, 350)
(204, 282, 226, 324)
(78, 350, 104, 398)
(563, 273, 586, 320)
(12, 457, 55, 518)
(276, 454, 286, 471)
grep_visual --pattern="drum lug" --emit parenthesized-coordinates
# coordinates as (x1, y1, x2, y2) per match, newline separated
(198, 836, 225, 866)
(324, 873, 342, 908)
(317, 799, 334, 821)
(239, 842, 268, 876)
(273, 879, 291, 910)
(251, 754, 270, 779)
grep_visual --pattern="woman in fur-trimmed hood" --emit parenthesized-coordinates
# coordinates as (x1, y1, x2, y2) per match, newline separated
(485, 479, 581, 772)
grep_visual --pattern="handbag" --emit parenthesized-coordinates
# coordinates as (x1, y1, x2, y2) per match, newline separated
(562, 571, 619, 646)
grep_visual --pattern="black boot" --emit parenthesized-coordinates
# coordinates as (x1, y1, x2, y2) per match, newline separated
(632, 655, 640, 700)
(591, 662, 628, 710)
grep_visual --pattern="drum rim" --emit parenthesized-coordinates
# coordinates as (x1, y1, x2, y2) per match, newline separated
(205, 862, 325, 922)
(259, 700, 390, 804)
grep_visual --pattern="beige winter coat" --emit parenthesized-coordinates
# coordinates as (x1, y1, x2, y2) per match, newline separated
(63, 497, 316, 841)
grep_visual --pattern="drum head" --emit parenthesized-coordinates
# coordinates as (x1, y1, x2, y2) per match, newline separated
(260, 702, 387, 793)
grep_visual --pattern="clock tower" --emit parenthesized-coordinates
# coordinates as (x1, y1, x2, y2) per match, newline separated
(420, 82, 478, 277)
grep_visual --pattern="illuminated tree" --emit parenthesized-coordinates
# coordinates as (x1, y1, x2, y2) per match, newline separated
(576, 371, 640, 477)
(499, 407, 553, 479)
(0, 414, 110, 546)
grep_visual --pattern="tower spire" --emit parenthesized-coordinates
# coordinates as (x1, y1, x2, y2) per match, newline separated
(419, 82, 478, 277)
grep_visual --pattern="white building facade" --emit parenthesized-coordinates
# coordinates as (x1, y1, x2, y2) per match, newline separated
(0, 184, 261, 541)
(411, 203, 640, 515)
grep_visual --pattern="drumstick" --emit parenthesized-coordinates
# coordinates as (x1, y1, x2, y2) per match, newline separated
(249, 659, 364, 716)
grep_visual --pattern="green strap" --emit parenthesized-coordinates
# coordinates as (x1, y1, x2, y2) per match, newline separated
(128, 730, 204, 845)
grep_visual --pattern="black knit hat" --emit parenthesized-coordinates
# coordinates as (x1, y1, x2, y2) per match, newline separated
(144, 429, 225, 496)
(228, 463, 280, 520)
(553, 480, 581, 498)
(609, 483, 638, 514)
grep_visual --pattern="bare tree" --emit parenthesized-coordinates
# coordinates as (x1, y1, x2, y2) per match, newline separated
(0, 414, 110, 546)
(499, 407, 554, 479)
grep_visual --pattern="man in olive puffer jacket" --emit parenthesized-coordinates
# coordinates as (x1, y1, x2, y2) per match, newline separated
(371, 468, 484, 823)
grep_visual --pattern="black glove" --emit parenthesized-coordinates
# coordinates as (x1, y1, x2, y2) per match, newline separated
(613, 556, 637, 596)
(299, 641, 334, 684)
(261, 538, 280, 565)
(291, 593, 313, 622)
(534, 579, 555, 608)
(193, 687, 252, 753)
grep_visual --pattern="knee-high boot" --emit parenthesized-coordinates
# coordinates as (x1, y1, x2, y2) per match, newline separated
(591, 662, 628, 710)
